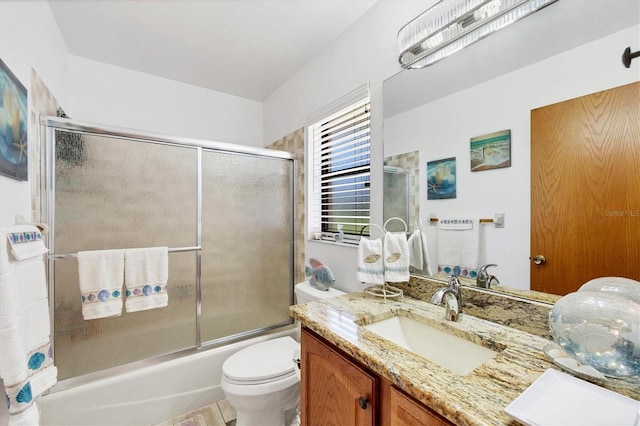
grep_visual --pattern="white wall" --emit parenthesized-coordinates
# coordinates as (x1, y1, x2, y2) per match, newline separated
(0, 0, 69, 228)
(0, 2, 68, 422)
(264, 0, 431, 293)
(384, 26, 640, 290)
(265, 0, 640, 293)
(67, 55, 263, 146)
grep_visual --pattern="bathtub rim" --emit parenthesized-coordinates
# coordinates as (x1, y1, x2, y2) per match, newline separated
(46, 322, 296, 394)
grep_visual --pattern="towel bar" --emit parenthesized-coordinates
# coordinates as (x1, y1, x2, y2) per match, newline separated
(429, 213, 505, 228)
(48, 246, 201, 260)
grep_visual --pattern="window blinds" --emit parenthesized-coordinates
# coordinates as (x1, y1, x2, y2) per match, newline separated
(309, 94, 371, 240)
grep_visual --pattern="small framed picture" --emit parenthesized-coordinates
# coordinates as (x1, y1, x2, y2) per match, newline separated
(0, 58, 28, 181)
(427, 157, 456, 200)
(470, 129, 511, 172)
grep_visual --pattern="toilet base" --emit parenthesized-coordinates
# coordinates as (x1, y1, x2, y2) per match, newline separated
(235, 404, 299, 426)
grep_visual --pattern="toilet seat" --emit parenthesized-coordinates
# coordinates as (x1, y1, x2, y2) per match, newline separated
(222, 336, 299, 385)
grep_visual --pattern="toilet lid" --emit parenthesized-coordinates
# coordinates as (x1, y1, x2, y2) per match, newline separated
(223, 336, 298, 384)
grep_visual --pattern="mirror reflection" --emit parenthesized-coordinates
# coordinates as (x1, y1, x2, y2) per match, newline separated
(383, 0, 640, 297)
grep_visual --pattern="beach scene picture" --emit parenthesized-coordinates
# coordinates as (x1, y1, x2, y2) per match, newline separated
(0, 57, 28, 181)
(427, 157, 456, 200)
(470, 129, 511, 172)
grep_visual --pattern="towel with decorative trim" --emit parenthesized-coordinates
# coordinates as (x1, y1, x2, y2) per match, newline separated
(357, 238, 384, 284)
(77, 249, 125, 320)
(383, 232, 410, 283)
(124, 247, 168, 313)
(4, 225, 48, 261)
(437, 218, 480, 278)
(1, 226, 57, 425)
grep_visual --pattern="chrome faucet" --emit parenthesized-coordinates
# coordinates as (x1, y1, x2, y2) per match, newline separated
(477, 264, 499, 289)
(431, 273, 462, 321)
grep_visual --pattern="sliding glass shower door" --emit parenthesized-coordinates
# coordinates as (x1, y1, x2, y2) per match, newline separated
(200, 151, 293, 342)
(45, 119, 294, 382)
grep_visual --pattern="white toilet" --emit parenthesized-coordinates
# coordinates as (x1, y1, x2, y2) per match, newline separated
(221, 281, 345, 426)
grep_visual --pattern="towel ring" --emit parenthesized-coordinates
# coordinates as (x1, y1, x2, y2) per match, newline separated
(359, 223, 384, 238)
(383, 217, 408, 233)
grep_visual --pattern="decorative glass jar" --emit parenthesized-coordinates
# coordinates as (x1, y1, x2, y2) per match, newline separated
(549, 290, 640, 378)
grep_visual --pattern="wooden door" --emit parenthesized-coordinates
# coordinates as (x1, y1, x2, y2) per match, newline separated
(531, 81, 640, 295)
(300, 328, 376, 426)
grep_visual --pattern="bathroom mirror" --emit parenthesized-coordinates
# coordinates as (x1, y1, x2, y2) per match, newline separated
(383, 0, 640, 297)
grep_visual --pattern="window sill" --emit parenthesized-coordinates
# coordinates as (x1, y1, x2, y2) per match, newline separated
(307, 237, 359, 247)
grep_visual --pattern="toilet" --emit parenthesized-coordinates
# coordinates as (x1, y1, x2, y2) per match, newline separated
(220, 281, 345, 426)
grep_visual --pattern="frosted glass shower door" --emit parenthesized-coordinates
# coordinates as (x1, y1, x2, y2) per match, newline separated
(51, 132, 198, 379)
(200, 150, 294, 342)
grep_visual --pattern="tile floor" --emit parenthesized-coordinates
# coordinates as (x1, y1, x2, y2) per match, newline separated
(154, 399, 236, 426)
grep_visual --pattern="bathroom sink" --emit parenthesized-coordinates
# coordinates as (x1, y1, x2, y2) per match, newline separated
(361, 313, 501, 375)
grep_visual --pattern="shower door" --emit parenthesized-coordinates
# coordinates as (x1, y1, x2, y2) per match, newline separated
(45, 119, 295, 382)
(200, 150, 294, 342)
(50, 132, 199, 380)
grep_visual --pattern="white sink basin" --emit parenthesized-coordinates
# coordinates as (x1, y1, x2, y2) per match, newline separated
(362, 314, 501, 375)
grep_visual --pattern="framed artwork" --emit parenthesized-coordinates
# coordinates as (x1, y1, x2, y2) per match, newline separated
(470, 129, 511, 172)
(0, 57, 28, 181)
(427, 157, 456, 200)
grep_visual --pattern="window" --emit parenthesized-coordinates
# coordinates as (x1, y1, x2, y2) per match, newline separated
(308, 86, 371, 243)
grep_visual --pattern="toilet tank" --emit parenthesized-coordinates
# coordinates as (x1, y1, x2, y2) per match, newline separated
(294, 281, 345, 304)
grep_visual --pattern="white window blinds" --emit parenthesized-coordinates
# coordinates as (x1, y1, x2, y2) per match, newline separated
(308, 87, 371, 242)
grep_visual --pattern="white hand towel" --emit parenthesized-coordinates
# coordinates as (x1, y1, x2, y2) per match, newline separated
(4, 225, 48, 261)
(357, 238, 384, 285)
(77, 249, 125, 320)
(420, 230, 433, 276)
(407, 229, 433, 276)
(437, 219, 481, 278)
(407, 230, 423, 269)
(383, 232, 410, 283)
(1, 226, 57, 424)
(124, 247, 168, 313)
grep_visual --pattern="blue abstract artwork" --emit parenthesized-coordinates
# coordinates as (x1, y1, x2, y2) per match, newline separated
(0, 57, 28, 181)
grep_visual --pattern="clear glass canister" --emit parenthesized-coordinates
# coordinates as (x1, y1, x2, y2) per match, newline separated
(549, 290, 640, 378)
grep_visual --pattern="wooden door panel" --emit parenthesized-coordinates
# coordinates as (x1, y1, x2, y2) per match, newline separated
(531, 81, 640, 295)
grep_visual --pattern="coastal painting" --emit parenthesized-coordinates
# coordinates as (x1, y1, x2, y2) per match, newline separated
(470, 129, 511, 172)
(0, 58, 28, 181)
(427, 157, 456, 200)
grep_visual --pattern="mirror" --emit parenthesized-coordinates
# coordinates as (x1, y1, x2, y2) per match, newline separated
(383, 0, 639, 296)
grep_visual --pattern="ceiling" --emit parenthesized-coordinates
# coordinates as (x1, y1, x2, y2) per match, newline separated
(48, 0, 377, 102)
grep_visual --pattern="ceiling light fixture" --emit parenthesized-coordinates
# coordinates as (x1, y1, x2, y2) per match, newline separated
(398, 0, 559, 69)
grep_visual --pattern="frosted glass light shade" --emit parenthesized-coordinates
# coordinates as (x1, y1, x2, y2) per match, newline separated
(398, 0, 559, 69)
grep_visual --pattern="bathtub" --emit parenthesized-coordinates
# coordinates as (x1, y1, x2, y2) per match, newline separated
(39, 329, 297, 425)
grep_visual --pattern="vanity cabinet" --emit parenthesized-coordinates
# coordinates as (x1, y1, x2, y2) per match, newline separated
(381, 383, 452, 426)
(301, 327, 377, 426)
(301, 327, 453, 426)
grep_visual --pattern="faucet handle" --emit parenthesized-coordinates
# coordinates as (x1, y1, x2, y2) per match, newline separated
(479, 263, 497, 274)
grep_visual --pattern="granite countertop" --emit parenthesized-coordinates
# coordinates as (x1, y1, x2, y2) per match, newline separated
(289, 292, 640, 426)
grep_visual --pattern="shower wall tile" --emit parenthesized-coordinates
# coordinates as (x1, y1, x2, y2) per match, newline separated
(385, 151, 420, 230)
(29, 68, 61, 223)
(267, 128, 305, 285)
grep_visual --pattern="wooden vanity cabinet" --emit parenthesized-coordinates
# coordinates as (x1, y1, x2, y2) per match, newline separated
(301, 327, 377, 425)
(380, 382, 453, 426)
(301, 327, 453, 426)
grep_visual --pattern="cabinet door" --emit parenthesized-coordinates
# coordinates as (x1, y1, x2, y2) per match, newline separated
(301, 328, 376, 426)
(389, 386, 452, 426)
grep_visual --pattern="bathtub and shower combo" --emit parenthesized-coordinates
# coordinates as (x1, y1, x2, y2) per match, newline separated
(37, 117, 297, 425)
